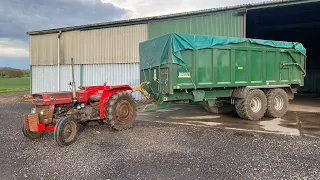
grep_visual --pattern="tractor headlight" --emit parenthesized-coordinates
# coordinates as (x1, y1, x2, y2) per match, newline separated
(31, 108, 36, 114)
(40, 109, 49, 118)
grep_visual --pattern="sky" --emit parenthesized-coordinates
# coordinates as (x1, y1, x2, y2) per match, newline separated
(0, 0, 266, 69)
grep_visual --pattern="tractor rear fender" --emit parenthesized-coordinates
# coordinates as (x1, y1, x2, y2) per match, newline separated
(99, 85, 133, 119)
(232, 85, 295, 101)
(105, 84, 132, 91)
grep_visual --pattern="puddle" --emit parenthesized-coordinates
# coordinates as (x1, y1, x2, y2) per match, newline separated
(186, 121, 222, 126)
(156, 107, 182, 112)
(170, 115, 221, 120)
(259, 118, 300, 136)
(138, 103, 320, 138)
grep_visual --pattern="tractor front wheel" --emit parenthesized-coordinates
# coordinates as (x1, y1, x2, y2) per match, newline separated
(104, 92, 137, 131)
(54, 116, 78, 147)
(22, 125, 44, 140)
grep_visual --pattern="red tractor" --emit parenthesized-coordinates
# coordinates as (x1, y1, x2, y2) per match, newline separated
(23, 59, 136, 146)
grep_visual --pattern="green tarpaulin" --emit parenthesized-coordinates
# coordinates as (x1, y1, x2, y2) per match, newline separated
(139, 33, 306, 70)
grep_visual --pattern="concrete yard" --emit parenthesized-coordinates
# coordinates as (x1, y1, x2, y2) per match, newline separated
(1, 92, 320, 179)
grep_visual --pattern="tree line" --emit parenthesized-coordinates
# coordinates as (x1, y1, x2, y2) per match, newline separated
(0, 67, 30, 78)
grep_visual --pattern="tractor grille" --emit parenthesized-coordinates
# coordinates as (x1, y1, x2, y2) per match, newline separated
(24, 114, 39, 132)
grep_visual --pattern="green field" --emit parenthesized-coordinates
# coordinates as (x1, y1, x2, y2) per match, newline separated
(0, 77, 30, 93)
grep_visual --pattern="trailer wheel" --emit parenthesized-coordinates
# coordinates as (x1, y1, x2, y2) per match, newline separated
(201, 101, 235, 114)
(54, 116, 78, 147)
(105, 92, 136, 131)
(22, 125, 44, 140)
(264, 88, 288, 118)
(235, 89, 267, 121)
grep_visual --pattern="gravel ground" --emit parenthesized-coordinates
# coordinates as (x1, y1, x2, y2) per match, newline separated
(1, 93, 320, 179)
(0, 91, 27, 103)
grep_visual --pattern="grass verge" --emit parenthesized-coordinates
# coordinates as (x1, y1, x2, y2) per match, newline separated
(0, 77, 30, 93)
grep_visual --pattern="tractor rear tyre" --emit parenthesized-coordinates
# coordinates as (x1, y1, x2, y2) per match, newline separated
(264, 88, 288, 118)
(54, 116, 78, 147)
(235, 89, 267, 121)
(22, 125, 44, 140)
(104, 92, 137, 131)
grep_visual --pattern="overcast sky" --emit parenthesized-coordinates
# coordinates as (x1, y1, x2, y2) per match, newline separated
(0, 0, 266, 69)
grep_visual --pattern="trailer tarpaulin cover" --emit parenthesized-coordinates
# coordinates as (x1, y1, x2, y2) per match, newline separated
(139, 33, 306, 70)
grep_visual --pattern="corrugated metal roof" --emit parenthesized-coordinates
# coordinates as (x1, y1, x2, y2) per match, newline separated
(26, 0, 319, 35)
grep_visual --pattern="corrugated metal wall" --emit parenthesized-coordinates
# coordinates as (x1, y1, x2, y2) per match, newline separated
(30, 33, 59, 65)
(31, 64, 141, 100)
(30, 24, 148, 65)
(82, 64, 141, 99)
(31, 65, 81, 93)
(148, 10, 243, 39)
(61, 24, 147, 65)
(30, 10, 244, 101)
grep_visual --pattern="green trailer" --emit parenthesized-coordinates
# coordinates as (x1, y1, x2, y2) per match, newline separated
(140, 33, 306, 120)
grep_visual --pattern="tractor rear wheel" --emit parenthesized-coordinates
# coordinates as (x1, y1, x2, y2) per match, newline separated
(22, 125, 44, 140)
(54, 116, 78, 147)
(104, 92, 137, 131)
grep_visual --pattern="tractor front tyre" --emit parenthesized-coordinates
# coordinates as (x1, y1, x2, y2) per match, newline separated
(54, 116, 78, 147)
(22, 125, 44, 140)
(235, 89, 267, 121)
(104, 92, 137, 131)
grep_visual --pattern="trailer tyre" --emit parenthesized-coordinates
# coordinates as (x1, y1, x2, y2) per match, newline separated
(201, 101, 235, 114)
(22, 125, 44, 140)
(265, 88, 288, 118)
(105, 92, 137, 131)
(54, 116, 78, 147)
(235, 89, 267, 121)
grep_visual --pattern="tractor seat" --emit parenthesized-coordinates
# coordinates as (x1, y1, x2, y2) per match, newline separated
(89, 90, 103, 102)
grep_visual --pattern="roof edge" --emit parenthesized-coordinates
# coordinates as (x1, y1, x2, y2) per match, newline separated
(26, 0, 318, 35)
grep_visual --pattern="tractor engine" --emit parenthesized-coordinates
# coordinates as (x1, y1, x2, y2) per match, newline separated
(55, 101, 100, 122)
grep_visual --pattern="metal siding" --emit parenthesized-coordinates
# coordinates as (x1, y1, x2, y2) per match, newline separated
(83, 64, 141, 100)
(30, 24, 147, 65)
(30, 34, 58, 65)
(148, 10, 243, 39)
(31, 66, 58, 93)
(31, 64, 141, 100)
(61, 24, 148, 65)
(59, 65, 81, 91)
(31, 65, 80, 93)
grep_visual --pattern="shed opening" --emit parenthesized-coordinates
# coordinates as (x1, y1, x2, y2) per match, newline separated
(247, 1, 320, 95)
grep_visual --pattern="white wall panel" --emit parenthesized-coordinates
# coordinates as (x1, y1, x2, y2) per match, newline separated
(31, 65, 58, 93)
(31, 64, 141, 100)
(82, 64, 140, 100)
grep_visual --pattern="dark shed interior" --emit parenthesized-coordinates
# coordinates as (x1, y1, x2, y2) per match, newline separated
(247, 1, 320, 94)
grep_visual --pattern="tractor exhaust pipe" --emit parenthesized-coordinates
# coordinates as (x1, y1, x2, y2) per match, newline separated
(71, 58, 76, 100)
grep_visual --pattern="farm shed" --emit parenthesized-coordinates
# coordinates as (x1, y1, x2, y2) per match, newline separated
(27, 0, 320, 99)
